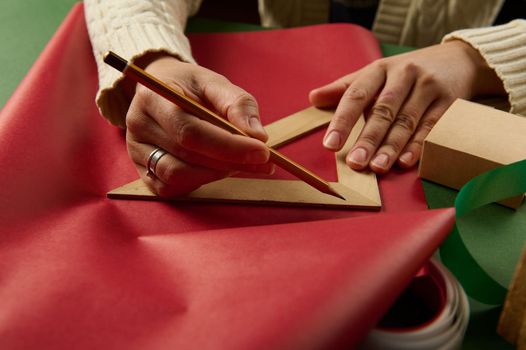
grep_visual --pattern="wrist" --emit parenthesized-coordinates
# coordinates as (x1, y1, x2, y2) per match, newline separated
(447, 40, 506, 97)
(122, 52, 184, 99)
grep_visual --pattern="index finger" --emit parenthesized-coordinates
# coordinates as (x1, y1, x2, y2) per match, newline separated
(131, 88, 270, 165)
(322, 64, 387, 151)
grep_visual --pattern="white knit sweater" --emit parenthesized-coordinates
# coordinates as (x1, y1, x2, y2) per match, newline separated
(84, 0, 526, 126)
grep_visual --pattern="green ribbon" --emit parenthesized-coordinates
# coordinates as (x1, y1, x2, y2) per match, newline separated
(440, 159, 526, 305)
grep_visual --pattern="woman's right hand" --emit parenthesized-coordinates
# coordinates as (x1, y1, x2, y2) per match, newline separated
(125, 55, 274, 197)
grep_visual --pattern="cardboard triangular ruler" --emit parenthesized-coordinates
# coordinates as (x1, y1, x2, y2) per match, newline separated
(108, 107, 381, 209)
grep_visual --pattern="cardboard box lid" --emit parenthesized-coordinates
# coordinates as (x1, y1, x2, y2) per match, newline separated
(426, 99, 526, 165)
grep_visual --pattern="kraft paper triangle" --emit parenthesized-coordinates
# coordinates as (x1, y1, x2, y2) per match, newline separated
(108, 107, 381, 209)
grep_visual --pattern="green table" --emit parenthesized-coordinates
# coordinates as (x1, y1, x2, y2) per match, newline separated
(1, 1, 521, 349)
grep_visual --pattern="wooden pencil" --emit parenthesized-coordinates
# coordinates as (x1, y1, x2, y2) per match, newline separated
(103, 51, 345, 200)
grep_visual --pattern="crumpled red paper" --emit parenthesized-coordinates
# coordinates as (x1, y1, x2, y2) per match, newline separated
(0, 4, 455, 349)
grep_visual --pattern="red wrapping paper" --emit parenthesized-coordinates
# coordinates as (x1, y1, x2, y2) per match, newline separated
(0, 4, 455, 349)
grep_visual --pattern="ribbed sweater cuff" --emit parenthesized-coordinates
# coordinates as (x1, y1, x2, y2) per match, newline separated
(372, 0, 410, 45)
(443, 20, 526, 117)
(95, 24, 195, 127)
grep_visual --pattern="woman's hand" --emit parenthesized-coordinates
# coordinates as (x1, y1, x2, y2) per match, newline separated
(125, 55, 273, 197)
(310, 40, 506, 174)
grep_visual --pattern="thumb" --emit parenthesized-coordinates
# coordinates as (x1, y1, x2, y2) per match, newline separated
(202, 79, 268, 142)
(226, 91, 268, 142)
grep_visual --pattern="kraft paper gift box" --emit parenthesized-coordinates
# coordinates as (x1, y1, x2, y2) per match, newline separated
(419, 99, 526, 209)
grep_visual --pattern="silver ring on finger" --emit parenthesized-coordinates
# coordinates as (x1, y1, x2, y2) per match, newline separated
(146, 147, 168, 178)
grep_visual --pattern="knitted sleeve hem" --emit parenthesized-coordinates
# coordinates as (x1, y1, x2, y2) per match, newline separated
(84, 0, 199, 127)
(443, 20, 526, 117)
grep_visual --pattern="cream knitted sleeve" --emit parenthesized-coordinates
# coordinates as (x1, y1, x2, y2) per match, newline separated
(443, 20, 526, 117)
(84, 0, 203, 127)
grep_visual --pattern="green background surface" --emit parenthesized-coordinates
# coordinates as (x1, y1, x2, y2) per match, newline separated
(1, 1, 522, 349)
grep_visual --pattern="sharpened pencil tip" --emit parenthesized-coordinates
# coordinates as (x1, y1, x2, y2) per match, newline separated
(327, 186, 346, 200)
(334, 192, 346, 201)
(103, 51, 128, 72)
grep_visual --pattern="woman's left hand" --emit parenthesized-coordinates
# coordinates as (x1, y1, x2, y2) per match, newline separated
(310, 40, 506, 174)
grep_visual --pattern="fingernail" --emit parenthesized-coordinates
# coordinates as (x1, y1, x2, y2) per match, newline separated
(323, 131, 341, 149)
(248, 116, 266, 135)
(399, 152, 413, 165)
(267, 164, 276, 175)
(348, 148, 368, 166)
(371, 154, 389, 169)
(246, 149, 269, 164)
